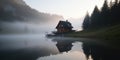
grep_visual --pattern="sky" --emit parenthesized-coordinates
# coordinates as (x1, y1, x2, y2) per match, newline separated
(24, 0, 108, 18)
(23, 0, 113, 30)
(23, 0, 112, 19)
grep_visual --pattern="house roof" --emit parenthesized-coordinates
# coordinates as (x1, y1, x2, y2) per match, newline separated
(56, 20, 73, 29)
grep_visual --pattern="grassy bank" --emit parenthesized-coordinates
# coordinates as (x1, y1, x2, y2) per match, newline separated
(65, 24, 120, 48)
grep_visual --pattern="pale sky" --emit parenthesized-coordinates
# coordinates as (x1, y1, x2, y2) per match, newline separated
(24, 0, 111, 19)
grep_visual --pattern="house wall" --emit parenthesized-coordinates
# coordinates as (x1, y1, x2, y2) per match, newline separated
(57, 28, 71, 33)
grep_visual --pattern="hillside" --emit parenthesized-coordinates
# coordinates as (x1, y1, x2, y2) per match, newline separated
(0, 0, 63, 22)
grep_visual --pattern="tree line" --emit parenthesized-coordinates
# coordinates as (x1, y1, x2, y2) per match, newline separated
(82, 0, 120, 30)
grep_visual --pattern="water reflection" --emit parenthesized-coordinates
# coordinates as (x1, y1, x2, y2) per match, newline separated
(0, 34, 58, 51)
(0, 34, 59, 60)
(1, 34, 118, 60)
(37, 42, 87, 60)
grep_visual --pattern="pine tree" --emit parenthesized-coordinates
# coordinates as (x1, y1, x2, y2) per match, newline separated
(101, 0, 109, 12)
(110, 0, 120, 25)
(82, 13, 90, 30)
(100, 0, 110, 27)
(110, 0, 113, 8)
(82, 0, 120, 30)
(90, 6, 100, 29)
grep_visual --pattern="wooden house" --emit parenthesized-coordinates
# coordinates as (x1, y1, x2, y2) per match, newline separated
(56, 20, 73, 33)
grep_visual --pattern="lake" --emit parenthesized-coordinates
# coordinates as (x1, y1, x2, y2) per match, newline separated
(0, 34, 120, 60)
(0, 34, 89, 60)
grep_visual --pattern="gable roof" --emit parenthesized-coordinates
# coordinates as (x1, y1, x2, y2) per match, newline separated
(56, 20, 73, 29)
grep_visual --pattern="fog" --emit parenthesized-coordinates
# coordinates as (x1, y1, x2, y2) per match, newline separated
(67, 17, 84, 31)
(0, 21, 56, 34)
(0, 19, 90, 60)
(0, 18, 84, 34)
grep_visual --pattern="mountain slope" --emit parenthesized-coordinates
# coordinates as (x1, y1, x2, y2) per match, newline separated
(0, 0, 63, 22)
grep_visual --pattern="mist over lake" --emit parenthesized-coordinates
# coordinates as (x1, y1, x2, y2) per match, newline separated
(0, 17, 83, 34)
(0, 26, 88, 60)
(0, 0, 120, 60)
(0, 19, 86, 60)
(0, 21, 55, 34)
(0, 18, 120, 60)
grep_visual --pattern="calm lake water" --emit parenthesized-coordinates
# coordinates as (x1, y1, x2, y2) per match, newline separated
(0, 34, 87, 60)
(0, 34, 120, 60)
